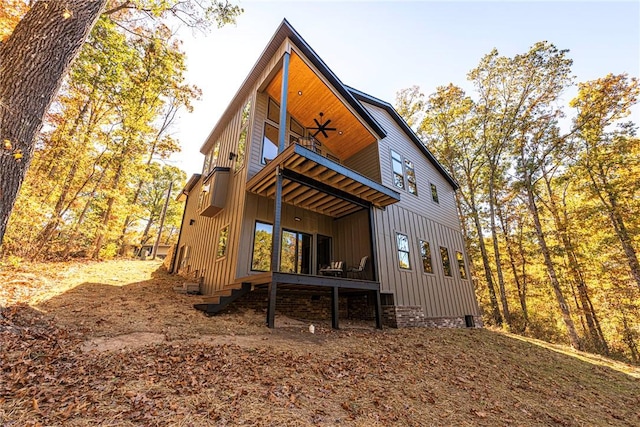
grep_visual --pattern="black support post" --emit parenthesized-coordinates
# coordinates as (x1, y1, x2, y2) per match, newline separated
(267, 166, 284, 328)
(267, 281, 277, 328)
(332, 286, 339, 329)
(374, 289, 382, 329)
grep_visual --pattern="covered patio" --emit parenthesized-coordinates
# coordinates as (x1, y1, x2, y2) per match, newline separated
(246, 142, 400, 328)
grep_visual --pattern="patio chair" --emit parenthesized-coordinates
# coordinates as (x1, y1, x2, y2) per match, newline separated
(319, 260, 343, 277)
(347, 256, 368, 279)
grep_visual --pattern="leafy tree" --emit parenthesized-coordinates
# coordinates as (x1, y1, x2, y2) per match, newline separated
(0, 0, 242, 249)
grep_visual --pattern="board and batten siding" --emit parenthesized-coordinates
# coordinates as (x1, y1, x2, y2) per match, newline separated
(333, 209, 372, 278)
(364, 103, 461, 231)
(176, 93, 255, 296)
(342, 142, 381, 182)
(360, 101, 479, 318)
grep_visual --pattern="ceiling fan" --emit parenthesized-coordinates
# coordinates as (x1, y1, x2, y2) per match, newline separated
(307, 112, 336, 138)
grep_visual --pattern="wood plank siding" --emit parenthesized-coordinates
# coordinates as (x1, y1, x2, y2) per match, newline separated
(176, 92, 255, 296)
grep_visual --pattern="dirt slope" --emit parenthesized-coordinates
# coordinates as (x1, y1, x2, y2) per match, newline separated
(1, 259, 639, 426)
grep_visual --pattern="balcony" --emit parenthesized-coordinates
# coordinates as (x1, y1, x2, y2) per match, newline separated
(247, 143, 400, 218)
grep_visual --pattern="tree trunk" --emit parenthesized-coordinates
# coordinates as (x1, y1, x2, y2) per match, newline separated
(524, 175, 581, 349)
(488, 176, 511, 327)
(469, 189, 503, 326)
(543, 176, 608, 353)
(496, 200, 528, 331)
(0, 0, 108, 247)
(607, 195, 640, 291)
(93, 161, 123, 259)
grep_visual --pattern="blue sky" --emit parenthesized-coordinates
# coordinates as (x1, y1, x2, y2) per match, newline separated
(169, 0, 640, 175)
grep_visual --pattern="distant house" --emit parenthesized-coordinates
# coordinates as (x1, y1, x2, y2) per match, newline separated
(172, 19, 481, 329)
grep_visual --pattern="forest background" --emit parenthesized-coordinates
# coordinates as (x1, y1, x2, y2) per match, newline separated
(0, 1, 638, 363)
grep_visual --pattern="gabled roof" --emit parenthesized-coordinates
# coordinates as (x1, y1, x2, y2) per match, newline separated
(346, 86, 459, 190)
(200, 18, 385, 153)
(199, 19, 457, 191)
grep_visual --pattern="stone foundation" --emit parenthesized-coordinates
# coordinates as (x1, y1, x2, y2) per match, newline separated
(382, 305, 483, 329)
(230, 289, 376, 321)
(225, 289, 482, 329)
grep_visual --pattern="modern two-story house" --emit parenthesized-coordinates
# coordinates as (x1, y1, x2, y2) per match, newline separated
(171, 19, 481, 329)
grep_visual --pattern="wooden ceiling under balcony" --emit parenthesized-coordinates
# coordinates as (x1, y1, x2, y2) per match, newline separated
(264, 51, 377, 161)
(247, 144, 400, 219)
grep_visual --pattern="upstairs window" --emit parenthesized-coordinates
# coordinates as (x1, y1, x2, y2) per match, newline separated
(235, 99, 251, 172)
(440, 246, 452, 277)
(419, 240, 433, 273)
(430, 183, 439, 203)
(405, 159, 418, 195)
(396, 232, 411, 270)
(261, 123, 278, 164)
(456, 251, 467, 279)
(203, 140, 220, 176)
(267, 98, 280, 123)
(391, 150, 405, 190)
(391, 150, 418, 196)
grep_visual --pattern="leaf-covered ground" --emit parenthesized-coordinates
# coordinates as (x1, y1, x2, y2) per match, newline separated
(1, 259, 639, 426)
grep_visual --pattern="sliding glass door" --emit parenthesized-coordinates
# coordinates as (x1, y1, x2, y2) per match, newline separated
(281, 230, 312, 274)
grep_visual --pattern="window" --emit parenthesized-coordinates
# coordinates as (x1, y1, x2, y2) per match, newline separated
(391, 150, 405, 190)
(235, 100, 251, 172)
(430, 183, 439, 203)
(203, 141, 221, 176)
(251, 221, 273, 271)
(419, 240, 433, 273)
(261, 123, 278, 164)
(440, 246, 452, 276)
(391, 150, 418, 195)
(267, 98, 280, 123)
(396, 232, 411, 270)
(405, 159, 418, 195)
(280, 230, 312, 274)
(290, 117, 305, 137)
(217, 225, 229, 258)
(456, 251, 467, 279)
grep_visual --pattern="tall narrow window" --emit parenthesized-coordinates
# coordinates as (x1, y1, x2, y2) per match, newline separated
(419, 240, 433, 273)
(251, 221, 273, 271)
(261, 123, 278, 164)
(405, 159, 418, 195)
(267, 98, 280, 123)
(391, 150, 405, 190)
(217, 225, 229, 258)
(396, 232, 411, 270)
(235, 99, 251, 172)
(456, 251, 467, 279)
(430, 183, 439, 203)
(290, 117, 304, 145)
(440, 246, 452, 276)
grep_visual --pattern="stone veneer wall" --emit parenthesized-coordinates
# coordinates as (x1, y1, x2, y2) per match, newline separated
(228, 289, 482, 329)
(382, 305, 484, 329)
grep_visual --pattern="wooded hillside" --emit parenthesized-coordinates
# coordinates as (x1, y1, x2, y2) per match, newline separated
(396, 45, 639, 362)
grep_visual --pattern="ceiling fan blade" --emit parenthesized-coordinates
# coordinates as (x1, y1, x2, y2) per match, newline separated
(314, 118, 322, 127)
(311, 129, 321, 137)
(325, 127, 337, 132)
(321, 129, 329, 138)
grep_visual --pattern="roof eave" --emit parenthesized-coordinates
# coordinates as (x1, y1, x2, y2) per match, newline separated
(346, 86, 459, 191)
